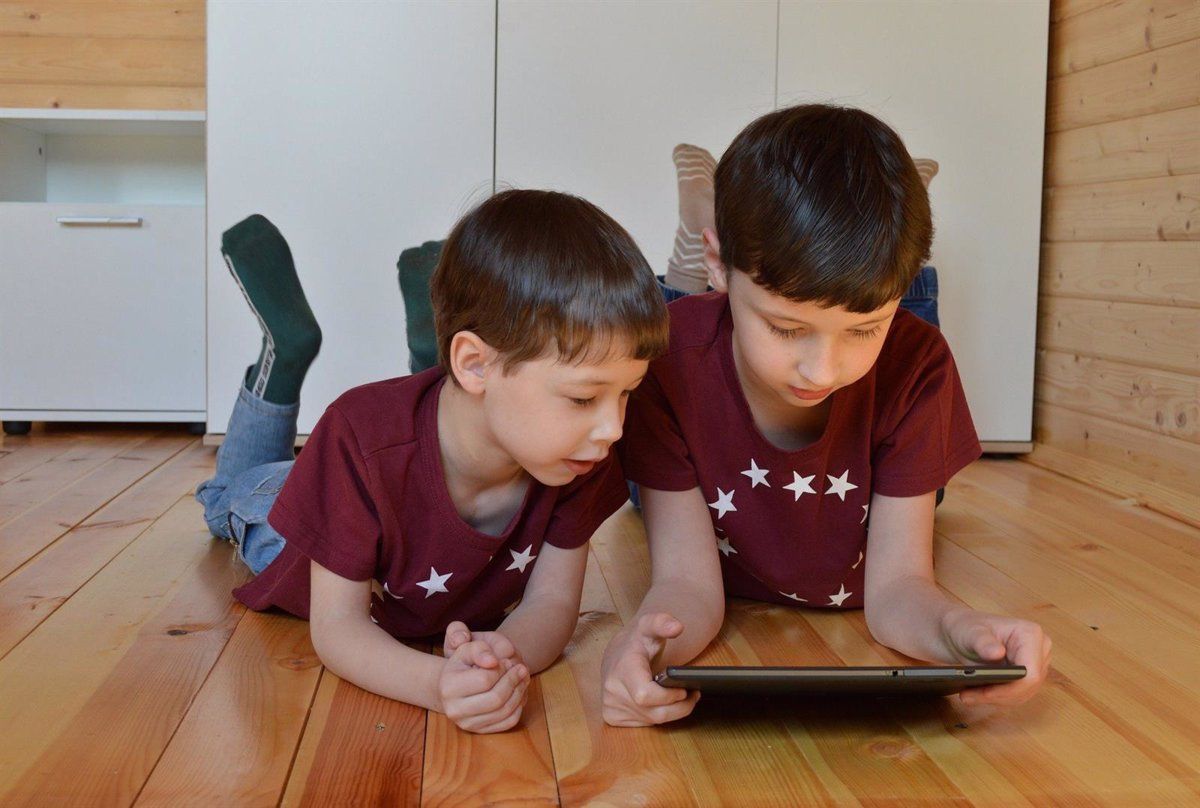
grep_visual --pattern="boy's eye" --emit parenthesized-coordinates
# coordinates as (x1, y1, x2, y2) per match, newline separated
(569, 397, 595, 407)
(851, 326, 882, 340)
(767, 322, 801, 339)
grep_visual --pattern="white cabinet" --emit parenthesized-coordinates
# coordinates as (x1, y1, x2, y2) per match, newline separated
(0, 111, 206, 428)
(495, 0, 777, 270)
(776, 0, 1049, 446)
(206, 0, 495, 435)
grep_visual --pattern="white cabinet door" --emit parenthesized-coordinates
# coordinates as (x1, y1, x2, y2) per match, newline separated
(206, 1, 495, 434)
(495, 0, 777, 271)
(777, 0, 1049, 444)
(0, 203, 204, 412)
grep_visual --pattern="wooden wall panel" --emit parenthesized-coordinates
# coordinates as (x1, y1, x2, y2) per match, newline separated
(1039, 242, 1200, 307)
(1047, 38, 1200, 132)
(1044, 105, 1200, 186)
(0, 1, 204, 110)
(1042, 174, 1199, 241)
(1033, 0, 1200, 527)
(1050, 0, 1200, 76)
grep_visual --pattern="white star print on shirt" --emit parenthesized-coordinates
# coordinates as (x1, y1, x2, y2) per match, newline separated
(716, 535, 738, 556)
(780, 591, 807, 602)
(416, 567, 452, 598)
(383, 581, 403, 600)
(861, 504, 870, 524)
(827, 584, 852, 607)
(852, 550, 864, 570)
(708, 487, 737, 519)
(825, 470, 858, 501)
(783, 471, 816, 501)
(506, 544, 537, 573)
(741, 459, 771, 488)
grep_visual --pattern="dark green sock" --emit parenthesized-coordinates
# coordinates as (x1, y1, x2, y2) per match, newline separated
(397, 240, 443, 374)
(221, 214, 322, 404)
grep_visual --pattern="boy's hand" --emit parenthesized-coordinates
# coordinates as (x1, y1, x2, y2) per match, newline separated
(601, 612, 700, 727)
(443, 621, 526, 670)
(941, 609, 1052, 707)
(438, 638, 530, 733)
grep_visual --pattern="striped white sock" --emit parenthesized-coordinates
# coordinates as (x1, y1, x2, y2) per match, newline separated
(665, 144, 716, 294)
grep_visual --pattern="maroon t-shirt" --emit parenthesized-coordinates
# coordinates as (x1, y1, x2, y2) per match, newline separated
(619, 293, 981, 610)
(234, 368, 630, 639)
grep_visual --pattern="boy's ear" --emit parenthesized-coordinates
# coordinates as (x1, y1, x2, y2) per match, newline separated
(447, 331, 497, 394)
(701, 227, 728, 293)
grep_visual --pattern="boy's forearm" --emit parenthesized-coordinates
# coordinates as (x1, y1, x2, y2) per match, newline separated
(499, 597, 581, 673)
(311, 616, 445, 711)
(864, 575, 966, 663)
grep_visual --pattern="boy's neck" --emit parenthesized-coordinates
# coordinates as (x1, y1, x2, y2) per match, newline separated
(731, 339, 831, 452)
(436, 380, 530, 532)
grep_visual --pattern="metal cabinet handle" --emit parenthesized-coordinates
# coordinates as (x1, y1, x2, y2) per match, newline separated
(55, 217, 143, 227)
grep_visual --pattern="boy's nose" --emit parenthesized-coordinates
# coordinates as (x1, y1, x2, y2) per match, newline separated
(799, 346, 838, 389)
(592, 406, 623, 444)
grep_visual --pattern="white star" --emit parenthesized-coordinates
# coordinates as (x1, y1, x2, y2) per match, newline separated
(716, 535, 738, 556)
(416, 567, 452, 598)
(852, 550, 864, 570)
(783, 471, 816, 501)
(708, 487, 737, 519)
(780, 591, 807, 602)
(741, 459, 771, 488)
(827, 584, 852, 607)
(506, 544, 537, 573)
(861, 504, 870, 524)
(503, 599, 520, 616)
(383, 581, 403, 599)
(825, 470, 859, 501)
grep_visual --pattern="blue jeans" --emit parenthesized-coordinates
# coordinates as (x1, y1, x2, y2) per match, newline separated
(630, 266, 942, 509)
(195, 384, 297, 573)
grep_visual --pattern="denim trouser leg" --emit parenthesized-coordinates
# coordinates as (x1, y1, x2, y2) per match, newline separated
(195, 384, 298, 573)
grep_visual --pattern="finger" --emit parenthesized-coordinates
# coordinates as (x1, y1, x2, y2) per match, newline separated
(638, 612, 684, 642)
(482, 632, 517, 661)
(444, 621, 471, 653)
(455, 663, 529, 719)
(453, 639, 500, 670)
(962, 623, 1007, 662)
(626, 689, 699, 725)
(464, 675, 530, 733)
(442, 663, 504, 699)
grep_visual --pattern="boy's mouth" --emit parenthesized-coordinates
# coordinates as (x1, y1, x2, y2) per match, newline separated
(563, 458, 599, 475)
(788, 385, 833, 401)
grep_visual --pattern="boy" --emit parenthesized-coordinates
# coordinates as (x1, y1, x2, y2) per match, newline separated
(601, 105, 1051, 726)
(196, 190, 668, 733)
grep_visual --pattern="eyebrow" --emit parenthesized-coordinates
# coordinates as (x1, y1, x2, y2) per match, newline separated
(569, 374, 647, 387)
(762, 310, 893, 329)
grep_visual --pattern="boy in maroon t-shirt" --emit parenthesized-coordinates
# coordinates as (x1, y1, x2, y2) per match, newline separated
(196, 190, 667, 733)
(601, 105, 1051, 727)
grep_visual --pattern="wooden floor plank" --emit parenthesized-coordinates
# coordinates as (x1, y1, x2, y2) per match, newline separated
(134, 610, 321, 807)
(0, 432, 83, 484)
(0, 440, 209, 658)
(0, 432, 191, 581)
(0, 431, 151, 524)
(934, 535, 1200, 803)
(278, 671, 426, 808)
(543, 540, 703, 807)
(0, 496, 247, 805)
(421, 675, 559, 807)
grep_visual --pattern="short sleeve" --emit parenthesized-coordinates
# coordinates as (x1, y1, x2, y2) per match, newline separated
(871, 338, 982, 497)
(543, 454, 631, 549)
(267, 405, 382, 581)
(617, 370, 699, 492)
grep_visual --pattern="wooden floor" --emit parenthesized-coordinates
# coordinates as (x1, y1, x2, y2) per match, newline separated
(1, 425, 1198, 806)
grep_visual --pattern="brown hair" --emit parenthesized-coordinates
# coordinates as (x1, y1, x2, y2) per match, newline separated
(431, 189, 669, 378)
(714, 104, 933, 312)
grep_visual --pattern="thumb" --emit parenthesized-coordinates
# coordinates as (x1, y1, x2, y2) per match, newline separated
(454, 640, 499, 670)
(637, 612, 684, 655)
(962, 623, 1007, 662)
(444, 621, 472, 653)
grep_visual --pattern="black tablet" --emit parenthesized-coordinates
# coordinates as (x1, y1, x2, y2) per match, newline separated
(654, 665, 1025, 696)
